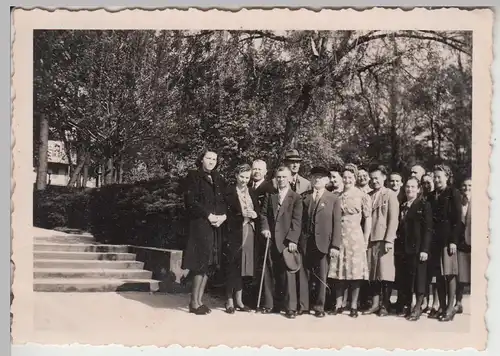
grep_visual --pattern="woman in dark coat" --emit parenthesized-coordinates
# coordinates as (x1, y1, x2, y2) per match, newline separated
(223, 163, 261, 314)
(427, 164, 462, 322)
(181, 149, 228, 315)
(395, 177, 433, 321)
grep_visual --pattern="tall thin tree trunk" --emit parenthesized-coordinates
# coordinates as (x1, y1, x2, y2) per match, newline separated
(104, 157, 114, 185)
(81, 154, 90, 188)
(35, 114, 49, 191)
(388, 35, 400, 172)
(67, 152, 88, 187)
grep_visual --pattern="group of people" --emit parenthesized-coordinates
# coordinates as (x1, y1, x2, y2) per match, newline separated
(181, 148, 472, 323)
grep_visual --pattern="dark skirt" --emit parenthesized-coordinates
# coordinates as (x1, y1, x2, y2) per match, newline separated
(182, 225, 224, 275)
(402, 253, 428, 295)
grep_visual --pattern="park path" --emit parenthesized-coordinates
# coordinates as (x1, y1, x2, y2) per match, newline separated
(30, 291, 470, 349)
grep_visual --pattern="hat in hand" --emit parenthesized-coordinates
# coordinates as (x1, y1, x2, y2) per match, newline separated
(282, 248, 302, 274)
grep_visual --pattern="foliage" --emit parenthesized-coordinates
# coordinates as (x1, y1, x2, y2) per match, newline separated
(34, 29, 472, 187)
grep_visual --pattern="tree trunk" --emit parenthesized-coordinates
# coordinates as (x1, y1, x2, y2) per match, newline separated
(104, 157, 114, 185)
(35, 114, 49, 191)
(388, 35, 400, 172)
(67, 152, 88, 187)
(81, 154, 90, 188)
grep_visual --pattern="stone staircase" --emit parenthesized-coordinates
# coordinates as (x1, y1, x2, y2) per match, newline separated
(33, 234, 160, 292)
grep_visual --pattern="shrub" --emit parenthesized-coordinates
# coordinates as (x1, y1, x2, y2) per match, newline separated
(88, 177, 186, 249)
(33, 177, 187, 250)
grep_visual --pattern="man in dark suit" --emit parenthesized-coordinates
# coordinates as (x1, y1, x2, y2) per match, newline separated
(260, 166, 303, 319)
(246, 159, 276, 308)
(395, 176, 433, 320)
(249, 159, 275, 207)
(298, 166, 340, 317)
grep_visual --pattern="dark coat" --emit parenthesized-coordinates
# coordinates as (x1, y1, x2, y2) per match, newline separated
(427, 186, 462, 247)
(300, 190, 341, 255)
(397, 189, 406, 205)
(181, 169, 228, 273)
(396, 197, 433, 255)
(224, 185, 261, 264)
(260, 188, 303, 254)
(249, 179, 275, 209)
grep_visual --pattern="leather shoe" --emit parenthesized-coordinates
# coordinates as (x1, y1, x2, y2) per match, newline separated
(378, 306, 389, 317)
(349, 309, 359, 318)
(314, 310, 326, 318)
(285, 310, 297, 319)
(257, 307, 272, 314)
(454, 304, 464, 314)
(398, 306, 411, 317)
(297, 310, 309, 316)
(328, 307, 343, 315)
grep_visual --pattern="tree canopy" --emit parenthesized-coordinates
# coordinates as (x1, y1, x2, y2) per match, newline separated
(34, 29, 472, 188)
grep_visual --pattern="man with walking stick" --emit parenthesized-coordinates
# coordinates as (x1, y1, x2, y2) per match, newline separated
(257, 166, 303, 319)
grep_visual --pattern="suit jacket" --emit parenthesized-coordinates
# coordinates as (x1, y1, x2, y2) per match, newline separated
(395, 197, 433, 255)
(369, 187, 400, 244)
(299, 190, 341, 254)
(427, 186, 462, 247)
(260, 187, 303, 254)
(396, 189, 406, 205)
(458, 201, 472, 251)
(224, 185, 261, 263)
(272, 174, 311, 195)
(248, 179, 275, 209)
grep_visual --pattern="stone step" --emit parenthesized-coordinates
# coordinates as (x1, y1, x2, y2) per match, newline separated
(34, 268, 153, 279)
(34, 251, 137, 261)
(33, 243, 129, 253)
(33, 259, 144, 269)
(33, 278, 160, 292)
(34, 235, 96, 244)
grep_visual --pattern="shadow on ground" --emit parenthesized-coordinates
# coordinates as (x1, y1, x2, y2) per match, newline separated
(116, 290, 226, 313)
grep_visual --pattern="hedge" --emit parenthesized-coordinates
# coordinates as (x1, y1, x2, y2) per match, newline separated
(33, 178, 187, 250)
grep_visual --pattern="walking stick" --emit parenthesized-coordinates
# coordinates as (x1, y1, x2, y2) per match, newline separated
(257, 236, 271, 310)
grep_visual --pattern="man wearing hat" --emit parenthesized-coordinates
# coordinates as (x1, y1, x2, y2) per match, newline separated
(297, 166, 341, 317)
(260, 166, 303, 319)
(273, 149, 311, 195)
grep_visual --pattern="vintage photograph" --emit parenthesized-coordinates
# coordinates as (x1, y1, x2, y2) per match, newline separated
(11, 8, 492, 350)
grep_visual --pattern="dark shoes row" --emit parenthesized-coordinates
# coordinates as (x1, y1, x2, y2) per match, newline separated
(189, 303, 463, 321)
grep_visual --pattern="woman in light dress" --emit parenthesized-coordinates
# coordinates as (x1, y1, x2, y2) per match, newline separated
(328, 163, 372, 318)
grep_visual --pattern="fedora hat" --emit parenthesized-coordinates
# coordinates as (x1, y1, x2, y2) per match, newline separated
(282, 248, 302, 274)
(284, 149, 302, 162)
(310, 166, 330, 177)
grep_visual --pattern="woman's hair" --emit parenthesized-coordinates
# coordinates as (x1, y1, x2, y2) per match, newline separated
(433, 164, 453, 184)
(235, 163, 252, 175)
(406, 176, 421, 188)
(195, 148, 219, 170)
(343, 163, 359, 179)
(462, 177, 472, 184)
